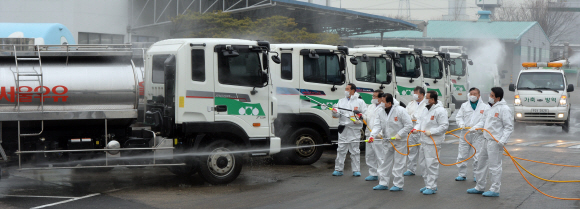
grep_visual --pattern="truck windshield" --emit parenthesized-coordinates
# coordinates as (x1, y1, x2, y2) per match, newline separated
(396, 54, 419, 78)
(422, 57, 442, 79)
(517, 72, 565, 90)
(303, 54, 341, 84)
(449, 58, 465, 76)
(355, 57, 391, 84)
(218, 51, 263, 87)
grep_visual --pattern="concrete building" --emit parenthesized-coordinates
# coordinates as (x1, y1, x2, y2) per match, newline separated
(344, 11, 550, 84)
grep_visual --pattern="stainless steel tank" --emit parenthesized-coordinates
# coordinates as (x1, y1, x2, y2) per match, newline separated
(0, 44, 139, 121)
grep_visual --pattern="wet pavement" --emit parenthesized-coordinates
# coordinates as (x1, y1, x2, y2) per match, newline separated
(2, 91, 580, 208)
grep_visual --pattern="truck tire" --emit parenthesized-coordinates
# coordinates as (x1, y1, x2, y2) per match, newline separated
(562, 114, 570, 133)
(286, 127, 323, 165)
(199, 140, 242, 185)
(167, 161, 198, 176)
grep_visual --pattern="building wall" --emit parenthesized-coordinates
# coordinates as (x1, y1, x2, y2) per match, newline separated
(0, 0, 130, 43)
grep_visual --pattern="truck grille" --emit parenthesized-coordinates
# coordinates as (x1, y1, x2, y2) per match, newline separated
(524, 113, 556, 118)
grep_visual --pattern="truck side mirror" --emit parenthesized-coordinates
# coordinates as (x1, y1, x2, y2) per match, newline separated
(509, 84, 515, 92)
(468, 60, 473, 65)
(361, 54, 370, 62)
(350, 56, 358, 65)
(261, 72, 269, 87)
(568, 84, 574, 92)
(271, 55, 281, 64)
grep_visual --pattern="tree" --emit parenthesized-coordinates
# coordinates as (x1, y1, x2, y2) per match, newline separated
(171, 11, 344, 45)
(493, 0, 580, 44)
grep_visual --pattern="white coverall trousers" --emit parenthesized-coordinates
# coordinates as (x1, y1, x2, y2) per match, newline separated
(335, 128, 361, 172)
(366, 140, 386, 176)
(456, 132, 482, 177)
(418, 143, 441, 190)
(378, 140, 407, 187)
(474, 139, 504, 193)
(406, 125, 420, 173)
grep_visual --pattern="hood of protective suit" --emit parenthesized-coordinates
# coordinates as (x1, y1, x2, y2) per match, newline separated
(349, 92, 361, 100)
(493, 99, 507, 107)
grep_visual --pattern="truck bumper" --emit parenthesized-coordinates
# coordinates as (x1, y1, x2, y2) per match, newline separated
(514, 106, 568, 124)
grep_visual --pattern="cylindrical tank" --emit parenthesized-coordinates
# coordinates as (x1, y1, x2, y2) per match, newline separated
(0, 53, 138, 120)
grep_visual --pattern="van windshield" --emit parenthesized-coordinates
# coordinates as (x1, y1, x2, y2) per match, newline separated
(517, 72, 565, 90)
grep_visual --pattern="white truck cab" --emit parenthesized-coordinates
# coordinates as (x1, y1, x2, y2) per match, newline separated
(509, 61, 575, 132)
(347, 48, 397, 104)
(270, 44, 348, 165)
(421, 50, 455, 116)
(448, 53, 473, 106)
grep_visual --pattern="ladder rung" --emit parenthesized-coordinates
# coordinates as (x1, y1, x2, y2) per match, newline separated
(17, 80, 40, 82)
(16, 58, 40, 61)
(18, 73, 42, 76)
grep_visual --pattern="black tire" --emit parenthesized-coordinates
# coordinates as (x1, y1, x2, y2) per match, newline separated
(562, 114, 570, 133)
(199, 140, 242, 185)
(167, 161, 198, 176)
(285, 127, 323, 165)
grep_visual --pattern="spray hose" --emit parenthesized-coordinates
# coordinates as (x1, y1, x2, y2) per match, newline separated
(462, 128, 580, 200)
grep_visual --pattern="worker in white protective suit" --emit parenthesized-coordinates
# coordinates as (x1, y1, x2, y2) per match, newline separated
(332, 83, 367, 177)
(363, 90, 386, 181)
(454, 87, 490, 182)
(369, 93, 413, 191)
(404, 86, 427, 176)
(411, 90, 449, 195)
(467, 87, 513, 197)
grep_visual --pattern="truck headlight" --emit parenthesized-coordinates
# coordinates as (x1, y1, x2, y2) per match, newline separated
(558, 113, 564, 118)
(516, 113, 522, 118)
(560, 95, 567, 106)
(514, 95, 521, 106)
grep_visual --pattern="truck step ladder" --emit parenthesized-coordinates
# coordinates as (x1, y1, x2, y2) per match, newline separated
(13, 45, 45, 168)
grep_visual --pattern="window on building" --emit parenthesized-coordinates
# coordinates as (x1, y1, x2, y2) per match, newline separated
(78, 32, 124, 44)
(191, 50, 205, 82)
(281, 53, 292, 80)
(132, 35, 159, 43)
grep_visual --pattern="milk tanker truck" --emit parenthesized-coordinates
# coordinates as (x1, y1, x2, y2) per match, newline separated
(0, 38, 281, 184)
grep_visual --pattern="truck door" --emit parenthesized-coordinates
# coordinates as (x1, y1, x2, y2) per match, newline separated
(213, 45, 270, 138)
(422, 56, 446, 105)
(175, 47, 215, 124)
(299, 50, 344, 128)
(353, 56, 394, 103)
(395, 54, 422, 104)
(450, 58, 468, 103)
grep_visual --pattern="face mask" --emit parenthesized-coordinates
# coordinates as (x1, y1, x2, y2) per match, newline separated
(469, 95, 478, 103)
(378, 103, 385, 109)
(413, 94, 419, 101)
(371, 99, 378, 105)
(489, 96, 496, 104)
(344, 91, 350, 98)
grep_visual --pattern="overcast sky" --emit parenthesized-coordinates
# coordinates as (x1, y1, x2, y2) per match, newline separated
(299, 0, 527, 21)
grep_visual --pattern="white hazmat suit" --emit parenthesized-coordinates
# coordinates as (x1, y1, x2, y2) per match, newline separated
(333, 92, 367, 172)
(415, 101, 449, 190)
(371, 100, 413, 188)
(471, 99, 513, 193)
(455, 98, 490, 178)
(363, 103, 385, 177)
(405, 98, 426, 174)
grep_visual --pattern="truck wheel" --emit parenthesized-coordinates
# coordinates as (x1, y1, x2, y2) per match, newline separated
(167, 162, 198, 176)
(562, 115, 570, 133)
(199, 140, 242, 185)
(287, 128, 323, 165)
